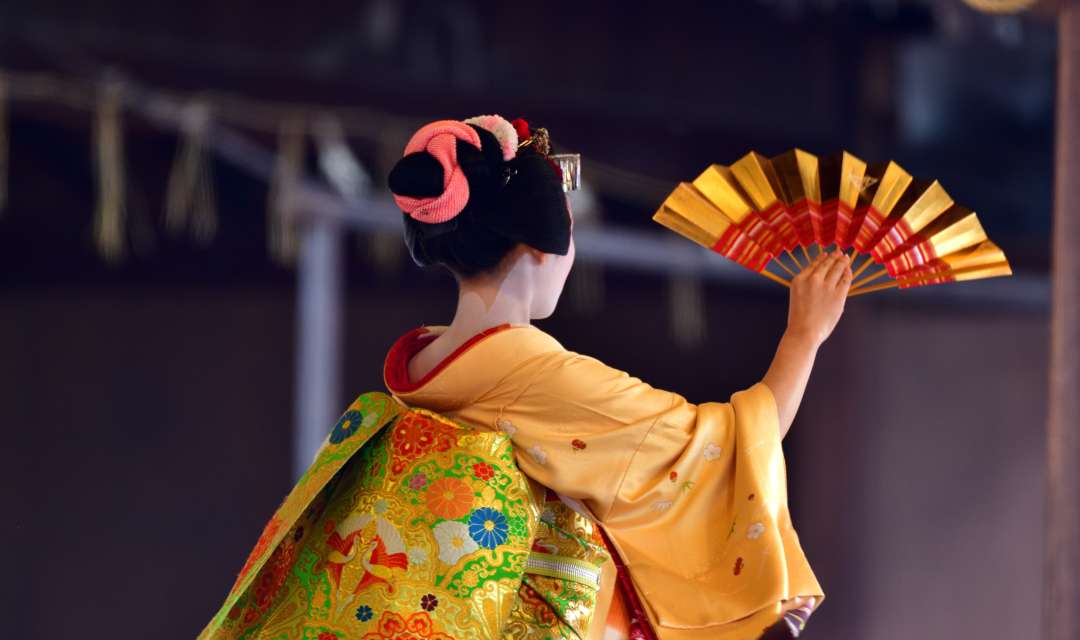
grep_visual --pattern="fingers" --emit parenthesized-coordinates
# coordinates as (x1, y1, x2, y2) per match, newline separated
(802, 250, 843, 279)
(838, 261, 854, 290)
(794, 249, 855, 293)
(798, 251, 830, 280)
(824, 251, 852, 288)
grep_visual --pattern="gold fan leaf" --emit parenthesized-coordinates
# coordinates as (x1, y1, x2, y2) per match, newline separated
(850, 161, 913, 252)
(691, 165, 787, 263)
(870, 179, 954, 261)
(654, 183, 784, 281)
(771, 149, 820, 248)
(883, 205, 988, 277)
(819, 151, 867, 247)
(731, 152, 800, 253)
(653, 150, 1011, 296)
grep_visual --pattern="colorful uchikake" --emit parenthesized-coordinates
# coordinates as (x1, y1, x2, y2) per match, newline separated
(199, 394, 614, 640)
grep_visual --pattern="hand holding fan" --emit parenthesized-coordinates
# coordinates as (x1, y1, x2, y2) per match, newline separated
(653, 149, 1012, 296)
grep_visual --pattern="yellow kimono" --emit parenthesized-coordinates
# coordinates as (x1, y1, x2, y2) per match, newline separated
(201, 322, 822, 640)
(385, 324, 823, 639)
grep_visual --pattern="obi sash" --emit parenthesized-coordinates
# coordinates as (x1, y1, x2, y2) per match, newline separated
(199, 392, 610, 640)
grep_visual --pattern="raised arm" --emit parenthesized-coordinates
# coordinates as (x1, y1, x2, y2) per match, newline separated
(762, 250, 852, 439)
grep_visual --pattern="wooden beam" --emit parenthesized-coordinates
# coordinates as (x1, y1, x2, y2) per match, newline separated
(1045, 2, 1080, 639)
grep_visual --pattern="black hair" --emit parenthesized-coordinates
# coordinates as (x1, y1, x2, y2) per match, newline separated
(387, 124, 571, 278)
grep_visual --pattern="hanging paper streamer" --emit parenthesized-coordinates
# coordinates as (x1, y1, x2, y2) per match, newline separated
(668, 273, 707, 348)
(92, 81, 127, 262)
(313, 115, 398, 272)
(0, 73, 8, 216)
(268, 116, 304, 264)
(567, 181, 605, 315)
(568, 263, 605, 315)
(313, 115, 369, 200)
(165, 101, 217, 244)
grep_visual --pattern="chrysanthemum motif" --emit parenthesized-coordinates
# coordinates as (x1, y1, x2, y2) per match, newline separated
(409, 472, 428, 491)
(232, 516, 282, 592)
(527, 445, 547, 465)
(703, 442, 723, 461)
(355, 604, 374, 621)
(468, 507, 510, 549)
(362, 611, 450, 639)
(462, 568, 480, 587)
(425, 477, 473, 520)
(420, 593, 439, 612)
(389, 412, 456, 477)
(651, 500, 674, 513)
(433, 520, 478, 565)
(747, 522, 765, 540)
(407, 545, 428, 566)
(329, 410, 365, 444)
(472, 462, 495, 482)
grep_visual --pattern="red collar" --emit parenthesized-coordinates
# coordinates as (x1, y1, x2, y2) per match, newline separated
(383, 324, 517, 394)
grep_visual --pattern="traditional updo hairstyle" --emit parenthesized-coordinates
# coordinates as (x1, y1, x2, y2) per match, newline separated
(387, 115, 571, 279)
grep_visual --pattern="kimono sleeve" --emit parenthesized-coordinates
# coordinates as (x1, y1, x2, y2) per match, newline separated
(502, 350, 823, 638)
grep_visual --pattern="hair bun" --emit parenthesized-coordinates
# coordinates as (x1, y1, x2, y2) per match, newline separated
(391, 115, 571, 278)
(388, 152, 444, 199)
(390, 120, 481, 224)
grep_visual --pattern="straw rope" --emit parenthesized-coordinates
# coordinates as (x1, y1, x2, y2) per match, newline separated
(92, 81, 126, 262)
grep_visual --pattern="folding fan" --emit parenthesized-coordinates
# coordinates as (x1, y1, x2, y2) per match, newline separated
(652, 149, 1012, 296)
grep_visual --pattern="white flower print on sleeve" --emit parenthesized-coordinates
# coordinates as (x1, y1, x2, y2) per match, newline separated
(433, 520, 479, 565)
(527, 445, 547, 465)
(747, 522, 765, 540)
(496, 417, 517, 436)
(651, 500, 674, 513)
(407, 545, 429, 565)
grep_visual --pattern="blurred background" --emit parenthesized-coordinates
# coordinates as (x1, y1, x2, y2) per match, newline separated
(1, 1, 1066, 638)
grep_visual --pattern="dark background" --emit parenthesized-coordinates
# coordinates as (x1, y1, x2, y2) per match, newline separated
(0, 1, 1055, 638)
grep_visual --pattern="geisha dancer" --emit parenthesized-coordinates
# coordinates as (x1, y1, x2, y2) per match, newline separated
(201, 115, 852, 640)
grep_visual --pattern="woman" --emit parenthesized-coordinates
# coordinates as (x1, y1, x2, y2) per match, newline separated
(202, 115, 851, 640)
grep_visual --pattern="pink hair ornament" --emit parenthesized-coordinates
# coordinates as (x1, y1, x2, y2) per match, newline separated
(392, 120, 482, 224)
(463, 114, 519, 161)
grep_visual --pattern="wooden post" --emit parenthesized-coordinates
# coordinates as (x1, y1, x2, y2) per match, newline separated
(1045, 2, 1080, 639)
